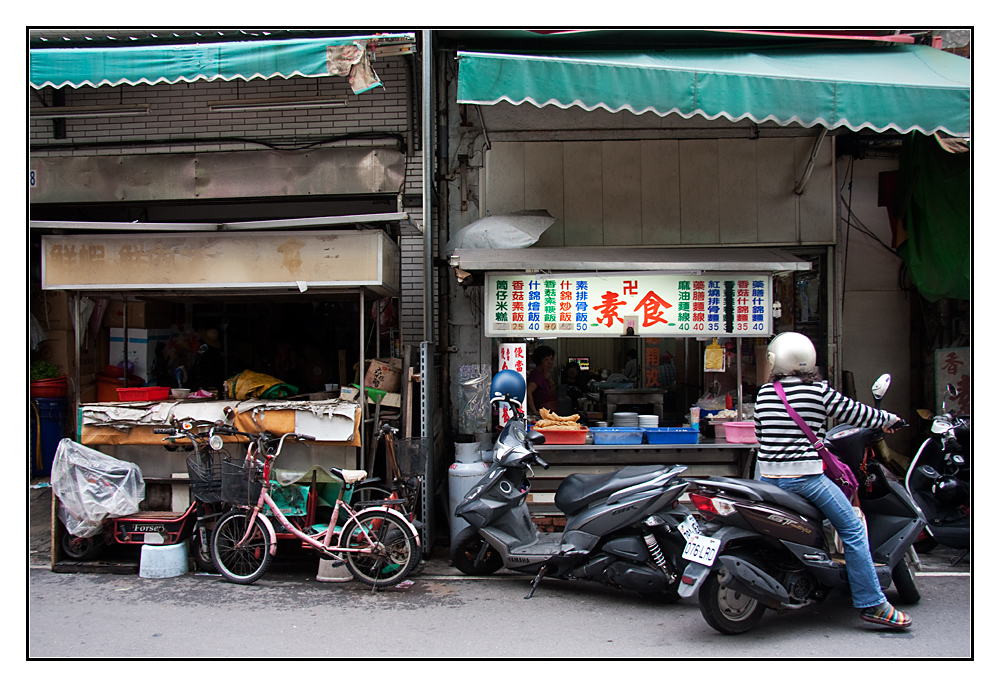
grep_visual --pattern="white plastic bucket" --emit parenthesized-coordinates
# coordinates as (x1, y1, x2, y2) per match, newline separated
(448, 461, 490, 542)
(139, 541, 189, 578)
(455, 441, 481, 464)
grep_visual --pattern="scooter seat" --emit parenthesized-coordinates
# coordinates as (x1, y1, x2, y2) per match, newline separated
(555, 465, 672, 516)
(711, 477, 824, 522)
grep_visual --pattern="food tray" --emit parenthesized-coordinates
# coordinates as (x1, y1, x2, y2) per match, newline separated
(722, 421, 757, 444)
(117, 386, 170, 402)
(645, 427, 700, 445)
(533, 428, 589, 445)
(590, 427, 645, 445)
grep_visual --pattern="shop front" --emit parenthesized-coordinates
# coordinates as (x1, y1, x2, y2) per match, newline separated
(451, 246, 811, 512)
(34, 220, 424, 562)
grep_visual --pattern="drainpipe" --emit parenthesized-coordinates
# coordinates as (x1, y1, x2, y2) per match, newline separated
(422, 30, 434, 344)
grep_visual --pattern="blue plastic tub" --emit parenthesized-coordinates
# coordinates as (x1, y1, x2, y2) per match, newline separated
(645, 427, 699, 445)
(590, 427, 645, 445)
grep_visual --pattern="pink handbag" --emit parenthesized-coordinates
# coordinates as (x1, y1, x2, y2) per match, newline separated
(773, 382, 859, 499)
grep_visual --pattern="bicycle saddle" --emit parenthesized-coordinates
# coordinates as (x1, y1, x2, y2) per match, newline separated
(329, 467, 368, 484)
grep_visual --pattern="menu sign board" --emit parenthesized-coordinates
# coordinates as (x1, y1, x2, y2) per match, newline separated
(485, 272, 772, 338)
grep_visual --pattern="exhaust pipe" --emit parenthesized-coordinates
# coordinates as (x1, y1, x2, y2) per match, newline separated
(717, 555, 790, 608)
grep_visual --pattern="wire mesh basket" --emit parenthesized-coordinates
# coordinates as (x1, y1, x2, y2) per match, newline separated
(393, 437, 430, 479)
(221, 456, 263, 506)
(185, 450, 225, 504)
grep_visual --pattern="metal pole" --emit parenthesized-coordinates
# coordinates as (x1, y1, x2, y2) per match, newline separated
(359, 290, 365, 468)
(422, 29, 434, 344)
(736, 336, 743, 421)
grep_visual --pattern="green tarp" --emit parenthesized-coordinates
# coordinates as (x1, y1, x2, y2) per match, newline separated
(457, 44, 971, 136)
(895, 133, 971, 302)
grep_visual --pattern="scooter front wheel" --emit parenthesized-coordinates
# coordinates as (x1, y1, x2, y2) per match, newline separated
(451, 527, 504, 576)
(211, 511, 272, 585)
(891, 552, 921, 604)
(699, 570, 766, 635)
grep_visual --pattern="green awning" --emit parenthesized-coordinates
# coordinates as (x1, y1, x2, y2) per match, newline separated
(30, 34, 414, 89)
(457, 44, 971, 136)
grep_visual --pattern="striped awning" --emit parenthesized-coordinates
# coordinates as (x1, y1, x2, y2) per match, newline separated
(457, 43, 971, 137)
(30, 33, 414, 90)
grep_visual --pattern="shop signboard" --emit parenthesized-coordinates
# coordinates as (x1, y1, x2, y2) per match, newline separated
(485, 272, 772, 338)
(497, 343, 527, 426)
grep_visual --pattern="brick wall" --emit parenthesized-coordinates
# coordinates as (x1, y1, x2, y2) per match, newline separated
(30, 56, 430, 345)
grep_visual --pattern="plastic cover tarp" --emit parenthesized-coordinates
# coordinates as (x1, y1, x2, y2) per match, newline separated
(51, 439, 145, 537)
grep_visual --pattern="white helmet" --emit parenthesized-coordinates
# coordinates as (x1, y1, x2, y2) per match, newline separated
(767, 332, 816, 377)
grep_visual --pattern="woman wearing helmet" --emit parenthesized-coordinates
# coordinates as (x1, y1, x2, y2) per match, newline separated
(754, 332, 911, 630)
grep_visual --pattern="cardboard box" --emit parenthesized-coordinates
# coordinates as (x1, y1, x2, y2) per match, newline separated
(363, 358, 402, 392)
(34, 329, 99, 379)
(109, 328, 175, 381)
(103, 300, 175, 329)
(31, 290, 73, 331)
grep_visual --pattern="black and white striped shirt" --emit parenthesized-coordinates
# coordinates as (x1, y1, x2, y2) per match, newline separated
(754, 378, 895, 477)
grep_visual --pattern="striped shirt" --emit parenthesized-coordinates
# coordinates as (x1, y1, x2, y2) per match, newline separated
(754, 378, 895, 477)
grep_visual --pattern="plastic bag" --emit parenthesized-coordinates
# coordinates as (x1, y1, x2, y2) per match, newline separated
(459, 371, 490, 435)
(51, 439, 145, 537)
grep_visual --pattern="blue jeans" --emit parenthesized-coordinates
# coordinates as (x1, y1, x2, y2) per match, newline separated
(761, 474, 886, 609)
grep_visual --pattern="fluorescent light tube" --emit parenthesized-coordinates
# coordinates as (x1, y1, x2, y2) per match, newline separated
(206, 97, 348, 112)
(29, 104, 151, 118)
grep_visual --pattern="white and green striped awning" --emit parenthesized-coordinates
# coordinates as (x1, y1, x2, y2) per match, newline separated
(457, 43, 971, 137)
(30, 33, 414, 89)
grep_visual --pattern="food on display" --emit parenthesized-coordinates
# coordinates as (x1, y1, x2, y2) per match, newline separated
(535, 408, 584, 430)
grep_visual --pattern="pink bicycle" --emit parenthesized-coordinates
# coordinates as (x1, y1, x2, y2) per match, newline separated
(208, 425, 421, 588)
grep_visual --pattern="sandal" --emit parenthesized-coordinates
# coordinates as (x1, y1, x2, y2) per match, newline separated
(860, 602, 912, 629)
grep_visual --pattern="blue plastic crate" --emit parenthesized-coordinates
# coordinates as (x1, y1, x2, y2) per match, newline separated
(645, 427, 700, 445)
(590, 427, 645, 445)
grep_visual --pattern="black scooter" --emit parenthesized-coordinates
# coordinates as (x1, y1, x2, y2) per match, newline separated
(676, 374, 926, 634)
(906, 383, 970, 557)
(451, 390, 694, 602)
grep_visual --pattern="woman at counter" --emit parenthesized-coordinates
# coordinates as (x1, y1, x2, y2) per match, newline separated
(526, 345, 557, 416)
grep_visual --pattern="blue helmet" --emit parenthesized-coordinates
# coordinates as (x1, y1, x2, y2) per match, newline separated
(490, 370, 526, 405)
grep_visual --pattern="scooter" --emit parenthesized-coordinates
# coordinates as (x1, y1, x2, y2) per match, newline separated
(450, 370, 694, 602)
(59, 420, 227, 572)
(906, 383, 970, 556)
(676, 374, 926, 634)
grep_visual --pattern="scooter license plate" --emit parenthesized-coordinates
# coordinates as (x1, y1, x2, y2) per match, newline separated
(682, 534, 721, 566)
(677, 514, 702, 541)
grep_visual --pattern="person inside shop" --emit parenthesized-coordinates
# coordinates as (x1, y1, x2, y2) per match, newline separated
(754, 332, 910, 630)
(560, 360, 589, 411)
(655, 351, 677, 394)
(526, 345, 557, 416)
(190, 328, 225, 393)
(622, 348, 639, 382)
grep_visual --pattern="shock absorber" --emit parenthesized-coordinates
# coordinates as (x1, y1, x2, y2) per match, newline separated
(644, 533, 668, 570)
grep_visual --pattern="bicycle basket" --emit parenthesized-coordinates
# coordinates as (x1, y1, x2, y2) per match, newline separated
(185, 451, 225, 504)
(394, 437, 430, 479)
(221, 456, 263, 506)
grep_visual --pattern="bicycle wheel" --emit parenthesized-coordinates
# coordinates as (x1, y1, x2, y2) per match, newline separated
(338, 509, 419, 587)
(211, 511, 272, 585)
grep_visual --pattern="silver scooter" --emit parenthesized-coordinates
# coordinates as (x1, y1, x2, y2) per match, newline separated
(451, 370, 694, 602)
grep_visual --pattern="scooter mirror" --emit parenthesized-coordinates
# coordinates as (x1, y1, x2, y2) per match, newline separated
(528, 429, 547, 445)
(871, 374, 891, 400)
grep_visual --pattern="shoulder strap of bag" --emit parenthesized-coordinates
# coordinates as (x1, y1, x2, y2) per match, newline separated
(773, 381, 825, 451)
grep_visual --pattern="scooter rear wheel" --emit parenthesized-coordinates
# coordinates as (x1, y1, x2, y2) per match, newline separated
(451, 527, 504, 576)
(699, 570, 766, 635)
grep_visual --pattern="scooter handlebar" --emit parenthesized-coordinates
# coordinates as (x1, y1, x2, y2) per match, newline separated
(534, 455, 549, 469)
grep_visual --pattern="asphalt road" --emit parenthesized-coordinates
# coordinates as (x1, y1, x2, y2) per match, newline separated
(28, 552, 972, 660)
